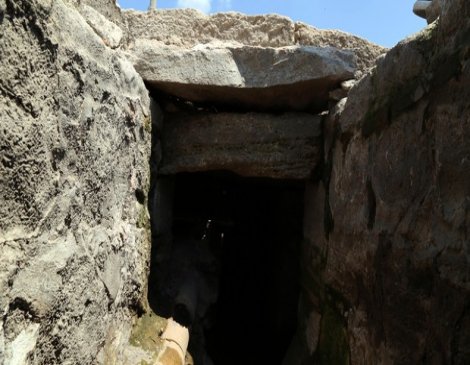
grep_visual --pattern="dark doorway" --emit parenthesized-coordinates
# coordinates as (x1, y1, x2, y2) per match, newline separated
(151, 171, 304, 365)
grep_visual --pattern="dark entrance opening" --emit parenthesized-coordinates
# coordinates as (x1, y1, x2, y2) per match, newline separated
(150, 171, 304, 365)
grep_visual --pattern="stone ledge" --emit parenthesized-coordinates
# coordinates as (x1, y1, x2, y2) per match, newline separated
(127, 43, 355, 112)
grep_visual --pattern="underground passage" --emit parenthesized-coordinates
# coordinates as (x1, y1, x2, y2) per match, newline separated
(148, 171, 305, 364)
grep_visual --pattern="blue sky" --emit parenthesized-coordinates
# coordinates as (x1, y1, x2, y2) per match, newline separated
(117, 0, 427, 47)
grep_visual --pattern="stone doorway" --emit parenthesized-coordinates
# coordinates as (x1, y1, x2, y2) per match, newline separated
(148, 171, 304, 365)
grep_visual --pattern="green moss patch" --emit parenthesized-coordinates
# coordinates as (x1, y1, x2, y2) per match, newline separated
(315, 306, 350, 365)
(143, 116, 152, 134)
(129, 311, 167, 353)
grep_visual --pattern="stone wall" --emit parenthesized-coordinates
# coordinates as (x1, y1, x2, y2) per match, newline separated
(1, 0, 469, 364)
(298, 0, 470, 363)
(0, 0, 151, 363)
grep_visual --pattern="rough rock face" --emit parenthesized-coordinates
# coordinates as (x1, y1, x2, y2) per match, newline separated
(294, 24, 386, 77)
(129, 43, 355, 111)
(81, 0, 123, 26)
(81, 4, 124, 49)
(297, 0, 470, 363)
(159, 112, 322, 179)
(123, 10, 384, 113)
(125, 10, 296, 48)
(2, 0, 468, 364)
(123, 9, 385, 75)
(0, 0, 152, 363)
(417, 0, 442, 24)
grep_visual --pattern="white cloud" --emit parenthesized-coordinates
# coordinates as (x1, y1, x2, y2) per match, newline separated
(177, 0, 212, 13)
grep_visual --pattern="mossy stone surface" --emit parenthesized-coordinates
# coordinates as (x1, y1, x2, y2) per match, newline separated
(130, 311, 167, 353)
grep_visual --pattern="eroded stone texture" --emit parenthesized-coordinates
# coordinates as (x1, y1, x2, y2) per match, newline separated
(128, 42, 355, 111)
(295, 23, 386, 75)
(0, 0, 152, 363)
(299, 0, 470, 363)
(123, 9, 385, 75)
(124, 9, 297, 48)
(81, 0, 123, 27)
(81, 4, 123, 48)
(2, 0, 468, 364)
(159, 112, 322, 179)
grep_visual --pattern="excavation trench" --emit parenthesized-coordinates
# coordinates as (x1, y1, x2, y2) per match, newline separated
(148, 169, 305, 364)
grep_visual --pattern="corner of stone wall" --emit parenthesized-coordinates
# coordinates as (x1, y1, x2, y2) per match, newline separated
(305, 0, 470, 362)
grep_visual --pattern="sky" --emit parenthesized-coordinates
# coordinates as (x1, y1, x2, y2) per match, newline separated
(117, 0, 427, 47)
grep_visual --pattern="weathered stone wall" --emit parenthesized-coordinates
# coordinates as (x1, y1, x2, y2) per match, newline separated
(0, 0, 151, 363)
(1, 0, 468, 364)
(298, 0, 470, 363)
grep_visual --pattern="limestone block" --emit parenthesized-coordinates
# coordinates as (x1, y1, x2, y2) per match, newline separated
(159, 111, 322, 179)
(123, 9, 386, 75)
(127, 43, 355, 112)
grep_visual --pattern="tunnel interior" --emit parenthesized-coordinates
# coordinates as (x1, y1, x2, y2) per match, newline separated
(149, 171, 305, 365)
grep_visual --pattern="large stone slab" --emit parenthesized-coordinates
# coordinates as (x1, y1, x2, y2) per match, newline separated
(123, 9, 387, 111)
(159, 112, 322, 179)
(123, 9, 386, 75)
(127, 42, 355, 111)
